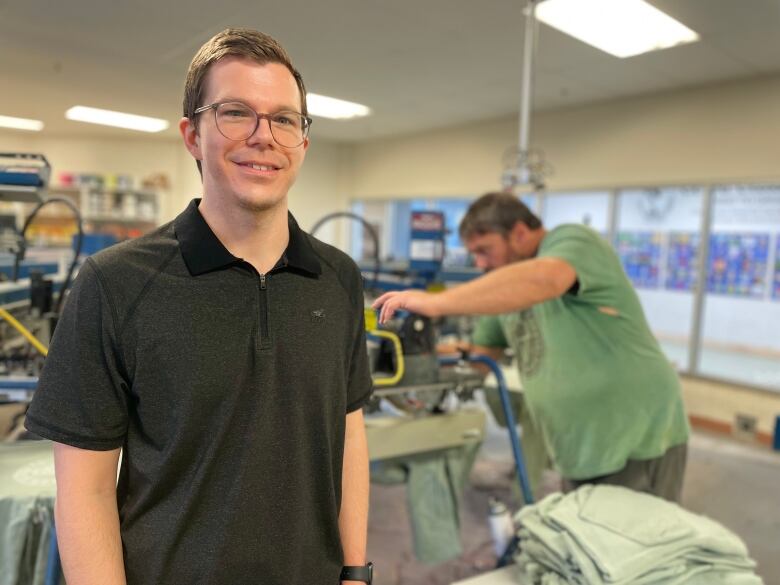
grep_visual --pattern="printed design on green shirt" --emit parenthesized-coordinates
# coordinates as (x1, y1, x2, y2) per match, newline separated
(506, 309, 544, 379)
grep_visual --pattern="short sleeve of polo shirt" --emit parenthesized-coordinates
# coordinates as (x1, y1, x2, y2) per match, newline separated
(472, 315, 509, 348)
(345, 273, 373, 413)
(25, 259, 129, 450)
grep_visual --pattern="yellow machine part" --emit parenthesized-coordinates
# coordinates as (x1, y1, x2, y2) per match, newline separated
(364, 308, 405, 387)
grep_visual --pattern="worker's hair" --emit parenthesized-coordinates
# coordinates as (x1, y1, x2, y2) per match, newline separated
(182, 28, 307, 175)
(459, 192, 542, 240)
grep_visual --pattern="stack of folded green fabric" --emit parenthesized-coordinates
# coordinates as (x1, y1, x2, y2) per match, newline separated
(514, 485, 764, 585)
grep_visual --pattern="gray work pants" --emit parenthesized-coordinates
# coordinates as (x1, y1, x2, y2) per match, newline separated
(562, 442, 688, 503)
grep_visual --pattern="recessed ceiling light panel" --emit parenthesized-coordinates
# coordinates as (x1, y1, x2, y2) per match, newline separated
(0, 115, 44, 132)
(537, 0, 699, 58)
(307, 93, 371, 120)
(65, 106, 169, 132)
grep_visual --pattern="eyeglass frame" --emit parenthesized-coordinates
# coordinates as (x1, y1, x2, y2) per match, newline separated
(192, 100, 313, 148)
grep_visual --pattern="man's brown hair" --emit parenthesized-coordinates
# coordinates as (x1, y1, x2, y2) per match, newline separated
(183, 27, 307, 121)
(459, 192, 542, 241)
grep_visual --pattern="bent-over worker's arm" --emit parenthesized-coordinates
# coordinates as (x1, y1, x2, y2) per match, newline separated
(373, 257, 577, 323)
(53, 443, 126, 585)
(339, 408, 369, 584)
(437, 341, 505, 361)
(437, 341, 506, 376)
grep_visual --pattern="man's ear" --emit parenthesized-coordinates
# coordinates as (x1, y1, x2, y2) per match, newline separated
(179, 117, 202, 161)
(509, 221, 528, 245)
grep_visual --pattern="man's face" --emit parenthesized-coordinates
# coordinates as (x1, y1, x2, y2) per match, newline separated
(181, 57, 308, 213)
(465, 232, 517, 271)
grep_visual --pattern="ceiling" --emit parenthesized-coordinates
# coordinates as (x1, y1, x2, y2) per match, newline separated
(0, 0, 778, 143)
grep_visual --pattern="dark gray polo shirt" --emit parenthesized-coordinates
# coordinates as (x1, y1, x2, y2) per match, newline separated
(26, 199, 372, 585)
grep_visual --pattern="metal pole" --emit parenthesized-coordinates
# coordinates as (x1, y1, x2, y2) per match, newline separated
(518, 0, 538, 185)
(607, 189, 618, 242)
(688, 187, 713, 374)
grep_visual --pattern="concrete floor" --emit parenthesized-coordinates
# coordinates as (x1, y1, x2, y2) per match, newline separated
(366, 427, 780, 585)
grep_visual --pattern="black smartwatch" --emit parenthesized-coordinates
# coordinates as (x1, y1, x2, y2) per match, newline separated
(340, 562, 373, 584)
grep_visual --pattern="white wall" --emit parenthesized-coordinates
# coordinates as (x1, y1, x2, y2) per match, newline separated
(287, 140, 354, 248)
(350, 73, 780, 198)
(682, 376, 780, 440)
(173, 143, 203, 219)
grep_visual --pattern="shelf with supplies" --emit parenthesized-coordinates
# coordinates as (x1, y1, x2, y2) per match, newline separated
(79, 186, 159, 240)
(0, 184, 161, 248)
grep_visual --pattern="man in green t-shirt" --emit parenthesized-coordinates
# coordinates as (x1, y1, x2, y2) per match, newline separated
(373, 193, 689, 501)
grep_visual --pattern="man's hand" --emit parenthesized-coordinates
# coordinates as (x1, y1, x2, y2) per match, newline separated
(371, 290, 440, 323)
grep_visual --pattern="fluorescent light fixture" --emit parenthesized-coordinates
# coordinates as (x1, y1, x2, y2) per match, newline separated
(65, 106, 169, 132)
(537, 0, 699, 58)
(0, 115, 44, 132)
(306, 93, 370, 120)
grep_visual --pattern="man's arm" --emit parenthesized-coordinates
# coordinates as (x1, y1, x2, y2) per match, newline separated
(339, 408, 369, 584)
(52, 443, 126, 585)
(437, 341, 506, 376)
(373, 257, 577, 323)
(437, 341, 505, 361)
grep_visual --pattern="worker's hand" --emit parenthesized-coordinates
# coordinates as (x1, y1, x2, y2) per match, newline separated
(371, 290, 439, 324)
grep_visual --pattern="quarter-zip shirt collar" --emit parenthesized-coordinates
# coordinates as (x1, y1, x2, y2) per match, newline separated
(173, 198, 322, 277)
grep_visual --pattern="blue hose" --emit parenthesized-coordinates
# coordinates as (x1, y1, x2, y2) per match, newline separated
(45, 521, 61, 585)
(440, 355, 534, 505)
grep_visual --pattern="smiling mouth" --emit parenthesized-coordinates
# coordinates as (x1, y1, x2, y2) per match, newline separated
(238, 162, 280, 171)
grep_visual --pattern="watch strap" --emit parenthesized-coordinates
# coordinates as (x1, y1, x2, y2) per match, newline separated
(340, 562, 373, 583)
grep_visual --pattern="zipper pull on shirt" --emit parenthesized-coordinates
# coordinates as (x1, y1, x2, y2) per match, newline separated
(259, 273, 267, 290)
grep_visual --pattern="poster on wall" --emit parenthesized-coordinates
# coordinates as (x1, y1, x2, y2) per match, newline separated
(707, 233, 769, 298)
(666, 232, 699, 292)
(615, 231, 662, 289)
(713, 186, 780, 228)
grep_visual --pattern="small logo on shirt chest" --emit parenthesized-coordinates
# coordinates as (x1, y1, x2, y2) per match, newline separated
(311, 308, 326, 322)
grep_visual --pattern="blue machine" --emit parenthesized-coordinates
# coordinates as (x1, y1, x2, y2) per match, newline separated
(408, 210, 446, 275)
(0, 153, 50, 188)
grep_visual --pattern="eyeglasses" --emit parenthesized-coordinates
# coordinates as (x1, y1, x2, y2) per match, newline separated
(193, 101, 312, 148)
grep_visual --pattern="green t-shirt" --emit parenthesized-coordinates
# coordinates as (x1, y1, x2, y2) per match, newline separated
(473, 224, 689, 480)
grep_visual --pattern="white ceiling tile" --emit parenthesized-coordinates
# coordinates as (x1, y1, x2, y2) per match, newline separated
(0, 0, 777, 141)
(558, 59, 677, 100)
(633, 40, 762, 84)
(707, 28, 780, 73)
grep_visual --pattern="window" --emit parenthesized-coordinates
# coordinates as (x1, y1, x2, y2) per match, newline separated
(615, 188, 704, 370)
(541, 191, 610, 234)
(350, 200, 391, 261)
(698, 186, 780, 390)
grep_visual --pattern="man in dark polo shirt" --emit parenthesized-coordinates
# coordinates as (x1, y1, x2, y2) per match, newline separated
(25, 29, 373, 585)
